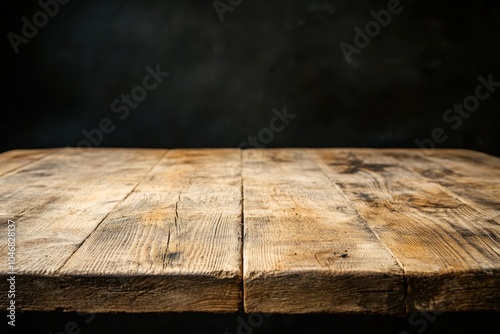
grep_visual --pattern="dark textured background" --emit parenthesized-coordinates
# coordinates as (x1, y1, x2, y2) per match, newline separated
(1, 311, 499, 334)
(1, 0, 500, 333)
(1, 0, 500, 155)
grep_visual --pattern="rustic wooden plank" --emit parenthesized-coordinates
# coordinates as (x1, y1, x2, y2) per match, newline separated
(0, 148, 166, 273)
(0, 149, 59, 177)
(385, 149, 500, 222)
(50, 149, 243, 312)
(314, 149, 500, 312)
(0, 148, 167, 311)
(242, 149, 405, 314)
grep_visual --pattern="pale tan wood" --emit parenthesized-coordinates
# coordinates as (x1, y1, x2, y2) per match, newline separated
(0, 148, 166, 273)
(385, 149, 500, 222)
(53, 149, 243, 312)
(0, 148, 498, 313)
(0, 148, 168, 312)
(242, 149, 405, 314)
(314, 148, 500, 312)
(0, 149, 59, 177)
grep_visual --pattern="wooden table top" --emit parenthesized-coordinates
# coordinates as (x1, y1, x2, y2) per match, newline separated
(0, 148, 498, 314)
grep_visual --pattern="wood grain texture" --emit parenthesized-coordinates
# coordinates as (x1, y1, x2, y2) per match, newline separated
(314, 149, 500, 312)
(55, 149, 243, 312)
(0, 148, 166, 274)
(0, 149, 58, 177)
(390, 149, 500, 223)
(242, 149, 405, 314)
(0, 148, 169, 313)
(1, 148, 499, 313)
(0, 148, 242, 312)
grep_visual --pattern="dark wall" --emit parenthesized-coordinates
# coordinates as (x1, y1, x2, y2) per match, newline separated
(2, 0, 500, 156)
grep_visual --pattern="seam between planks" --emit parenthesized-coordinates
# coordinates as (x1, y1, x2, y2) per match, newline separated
(239, 149, 244, 312)
(55, 149, 169, 274)
(0, 148, 62, 178)
(308, 148, 409, 312)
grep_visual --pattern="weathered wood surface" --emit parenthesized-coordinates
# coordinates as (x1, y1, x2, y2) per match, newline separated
(0, 148, 499, 313)
(0, 148, 242, 312)
(0, 149, 57, 177)
(313, 149, 500, 312)
(242, 149, 405, 313)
